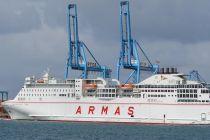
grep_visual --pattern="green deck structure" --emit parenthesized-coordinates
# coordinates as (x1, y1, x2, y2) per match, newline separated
(0, 91, 8, 101)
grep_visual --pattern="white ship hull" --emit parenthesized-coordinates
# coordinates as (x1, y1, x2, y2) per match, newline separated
(3, 98, 210, 124)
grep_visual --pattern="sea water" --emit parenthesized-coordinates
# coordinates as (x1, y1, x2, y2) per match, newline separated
(0, 120, 210, 140)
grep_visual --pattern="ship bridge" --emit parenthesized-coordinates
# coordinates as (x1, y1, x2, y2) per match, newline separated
(139, 74, 187, 85)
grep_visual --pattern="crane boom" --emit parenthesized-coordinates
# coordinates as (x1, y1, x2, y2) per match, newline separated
(117, 1, 158, 83)
(65, 4, 111, 79)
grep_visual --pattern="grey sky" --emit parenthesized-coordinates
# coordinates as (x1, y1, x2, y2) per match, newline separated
(0, 0, 210, 98)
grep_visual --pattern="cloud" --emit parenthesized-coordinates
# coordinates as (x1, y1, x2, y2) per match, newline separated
(134, 0, 210, 43)
(1, 0, 210, 98)
(0, 24, 67, 97)
(0, 0, 42, 34)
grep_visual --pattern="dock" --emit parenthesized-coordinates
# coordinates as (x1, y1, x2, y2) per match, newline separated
(0, 91, 10, 119)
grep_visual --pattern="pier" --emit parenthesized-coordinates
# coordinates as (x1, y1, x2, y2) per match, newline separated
(0, 91, 10, 119)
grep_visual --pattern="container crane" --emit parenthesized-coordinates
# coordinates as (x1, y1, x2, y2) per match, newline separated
(65, 4, 111, 79)
(189, 70, 206, 84)
(117, 1, 158, 83)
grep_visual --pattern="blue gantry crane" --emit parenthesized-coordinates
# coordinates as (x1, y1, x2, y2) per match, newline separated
(189, 70, 206, 83)
(117, 1, 158, 83)
(65, 4, 111, 79)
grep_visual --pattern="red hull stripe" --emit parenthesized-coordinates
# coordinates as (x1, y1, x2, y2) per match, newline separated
(9, 119, 200, 126)
(6, 101, 210, 106)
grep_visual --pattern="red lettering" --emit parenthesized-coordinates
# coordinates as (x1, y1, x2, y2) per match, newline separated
(88, 106, 95, 114)
(128, 106, 134, 116)
(114, 106, 120, 115)
(101, 106, 108, 115)
(76, 106, 81, 114)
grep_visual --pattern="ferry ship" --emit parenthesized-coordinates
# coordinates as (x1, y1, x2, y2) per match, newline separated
(2, 1, 210, 124)
(2, 68, 210, 124)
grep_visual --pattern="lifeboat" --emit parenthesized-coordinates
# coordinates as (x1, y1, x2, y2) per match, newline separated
(36, 79, 44, 83)
(120, 84, 134, 89)
(84, 84, 97, 90)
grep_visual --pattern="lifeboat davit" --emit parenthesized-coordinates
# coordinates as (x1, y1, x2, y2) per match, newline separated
(36, 79, 44, 83)
(84, 84, 97, 90)
(120, 84, 134, 89)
